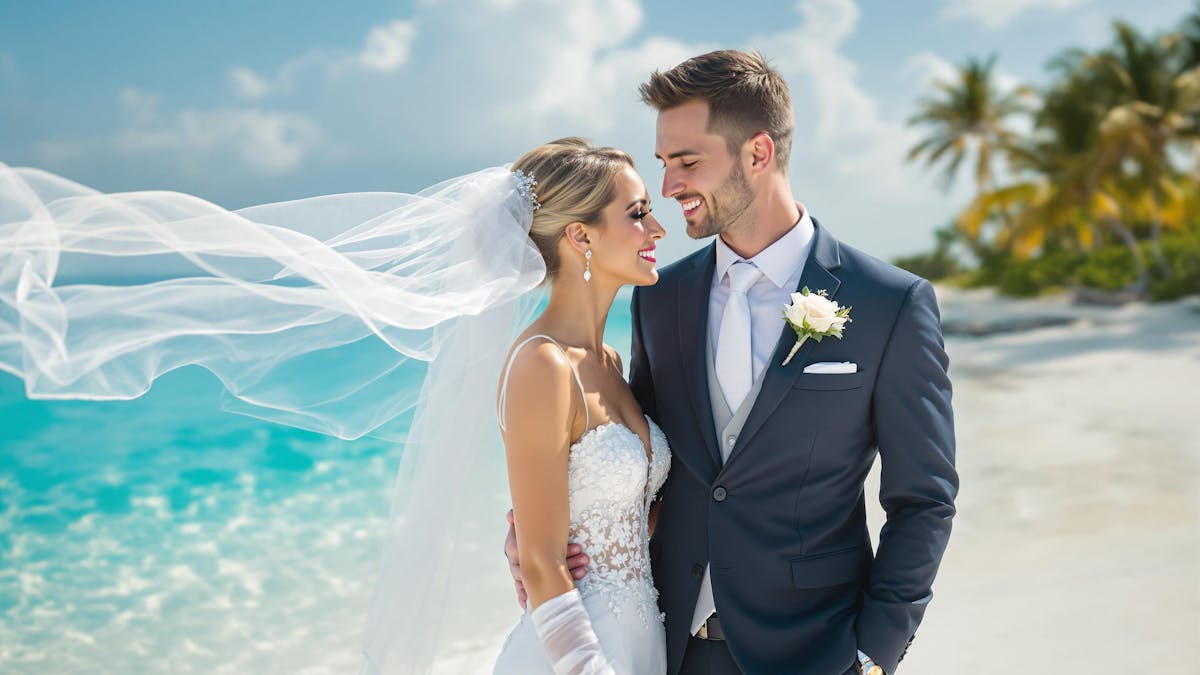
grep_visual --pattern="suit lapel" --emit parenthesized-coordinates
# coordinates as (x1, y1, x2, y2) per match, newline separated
(676, 244, 722, 475)
(721, 219, 843, 473)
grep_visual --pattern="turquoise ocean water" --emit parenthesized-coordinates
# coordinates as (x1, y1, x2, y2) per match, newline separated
(0, 288, 634, 673)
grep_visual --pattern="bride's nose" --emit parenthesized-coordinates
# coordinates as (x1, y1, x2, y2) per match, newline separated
(648, 214, 665, 240)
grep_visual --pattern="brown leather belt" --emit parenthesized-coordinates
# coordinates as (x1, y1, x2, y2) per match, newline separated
(695, 614, 726, 641)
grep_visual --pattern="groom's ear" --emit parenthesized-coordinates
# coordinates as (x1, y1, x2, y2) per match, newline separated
(563, 222, 592, 252)
(746, 132, 776, 177)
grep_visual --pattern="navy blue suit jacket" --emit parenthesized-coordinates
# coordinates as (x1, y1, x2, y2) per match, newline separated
(631, 220, 957, 675)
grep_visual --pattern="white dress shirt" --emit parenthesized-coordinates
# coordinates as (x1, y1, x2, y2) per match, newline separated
(708, 205, 815, 378)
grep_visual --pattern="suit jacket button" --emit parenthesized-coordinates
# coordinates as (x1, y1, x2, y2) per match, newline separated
(691, 564, 704, 580)
(712, 486, 727, 502)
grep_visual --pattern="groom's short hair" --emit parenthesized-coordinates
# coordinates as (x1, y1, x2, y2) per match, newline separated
(640, 49, 794, 172)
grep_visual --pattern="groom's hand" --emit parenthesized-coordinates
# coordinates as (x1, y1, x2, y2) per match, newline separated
(505, 509, 590, 609)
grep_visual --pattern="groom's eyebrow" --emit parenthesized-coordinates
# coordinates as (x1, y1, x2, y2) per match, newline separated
(654, 150, 700, 161)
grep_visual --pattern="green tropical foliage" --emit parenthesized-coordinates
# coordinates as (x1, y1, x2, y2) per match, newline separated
(899, 6, 1200, 301)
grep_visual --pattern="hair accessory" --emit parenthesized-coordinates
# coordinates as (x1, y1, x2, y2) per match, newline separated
(513, 169, 542, 211)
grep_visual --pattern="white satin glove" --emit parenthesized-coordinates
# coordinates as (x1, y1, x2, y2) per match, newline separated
(530, 588, 616, 675)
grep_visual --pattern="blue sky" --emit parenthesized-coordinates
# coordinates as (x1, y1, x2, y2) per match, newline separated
(0, 0, 1191, 264)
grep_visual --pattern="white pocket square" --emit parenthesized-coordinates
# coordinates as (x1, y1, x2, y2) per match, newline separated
(802, 361, 857, 374)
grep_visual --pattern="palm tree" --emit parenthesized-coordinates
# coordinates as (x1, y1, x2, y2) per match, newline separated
(906, 55, 1031, 211)
(1082, 21, 1200, 275)
(961, 67, 1152, 289)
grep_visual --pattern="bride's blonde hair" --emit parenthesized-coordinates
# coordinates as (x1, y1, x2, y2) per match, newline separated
(512, 138, 635, 278)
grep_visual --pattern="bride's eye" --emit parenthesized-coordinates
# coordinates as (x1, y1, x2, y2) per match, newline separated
(632, 208, 652, 220)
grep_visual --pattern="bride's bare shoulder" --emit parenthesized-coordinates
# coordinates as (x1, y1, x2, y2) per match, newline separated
(502, 332, 569, 379)
(498, 342, 580, 457)
(505, 336, 571, 377)
(497, 335, 577, 429)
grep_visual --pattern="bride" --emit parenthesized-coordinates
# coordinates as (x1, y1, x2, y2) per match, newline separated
(491, 139, 669, 674)
(0, 137, 669, 673)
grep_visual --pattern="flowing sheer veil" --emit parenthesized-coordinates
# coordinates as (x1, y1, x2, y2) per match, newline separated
(0, 161, 547, 672)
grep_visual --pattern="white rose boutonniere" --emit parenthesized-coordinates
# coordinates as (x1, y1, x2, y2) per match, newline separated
(780, 287, 852, 366)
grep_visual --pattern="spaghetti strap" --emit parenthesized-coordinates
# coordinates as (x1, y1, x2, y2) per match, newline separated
(497, 334, 589, 432)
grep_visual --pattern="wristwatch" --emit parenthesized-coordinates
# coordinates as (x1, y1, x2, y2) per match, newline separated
(857, 652, 884, 675)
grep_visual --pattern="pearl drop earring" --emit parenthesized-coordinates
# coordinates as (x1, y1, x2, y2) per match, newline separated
(583, 250, 592, 283)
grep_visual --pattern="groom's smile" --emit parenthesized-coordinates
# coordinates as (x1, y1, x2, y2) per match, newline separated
(680, 197, 704, 218)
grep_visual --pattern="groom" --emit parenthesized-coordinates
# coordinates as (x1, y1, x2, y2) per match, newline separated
(510, 50, 957, 675)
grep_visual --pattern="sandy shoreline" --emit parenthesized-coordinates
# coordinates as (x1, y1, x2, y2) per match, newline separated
(874, 287, 1200, 673)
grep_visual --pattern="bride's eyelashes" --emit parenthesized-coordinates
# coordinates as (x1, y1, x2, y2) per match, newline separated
(632, 208, 652, 221)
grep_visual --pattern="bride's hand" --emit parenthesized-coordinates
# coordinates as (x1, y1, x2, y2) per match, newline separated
(505, 509, 591, 609)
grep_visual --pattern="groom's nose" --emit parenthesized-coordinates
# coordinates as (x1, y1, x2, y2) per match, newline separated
(661, 169, 683, 199)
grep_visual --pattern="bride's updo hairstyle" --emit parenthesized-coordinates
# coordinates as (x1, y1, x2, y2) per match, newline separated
(512, 137, 635, 279)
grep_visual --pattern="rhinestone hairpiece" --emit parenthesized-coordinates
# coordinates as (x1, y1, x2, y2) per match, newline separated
(513, 169, 542, 211)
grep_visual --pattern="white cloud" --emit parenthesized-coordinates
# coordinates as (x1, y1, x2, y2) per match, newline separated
(229, 19, 418, 99)
(507, 1, 700, 133)
(904, 51, 959, 91)
(230, 67, 272, 99)
(38, 87, 319, 175)
(75, 16, 419, 177)
(118, 86, 161, 127)
(359, 20, 418, 72)
(939, 0, 1090, 31)
(112, 108, 319, 173)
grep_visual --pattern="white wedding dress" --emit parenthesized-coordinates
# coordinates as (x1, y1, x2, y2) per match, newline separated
(493, 335, 671, 675)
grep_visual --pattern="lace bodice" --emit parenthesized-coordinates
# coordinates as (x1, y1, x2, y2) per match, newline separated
(497, 335, 672, 627)
(568, 414, 671, 626)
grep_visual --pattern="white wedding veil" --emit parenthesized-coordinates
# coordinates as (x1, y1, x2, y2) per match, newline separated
(0, 161, 548, 672)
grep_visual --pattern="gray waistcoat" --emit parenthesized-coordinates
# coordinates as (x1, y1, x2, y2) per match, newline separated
(705, 334, 770, 464)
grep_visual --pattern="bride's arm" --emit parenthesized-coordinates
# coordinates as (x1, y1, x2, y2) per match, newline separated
(501, 343, 614, 675)
(501, 342, 577, 608)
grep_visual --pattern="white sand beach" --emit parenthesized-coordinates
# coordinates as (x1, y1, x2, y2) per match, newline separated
(875, 287, 1200, 674)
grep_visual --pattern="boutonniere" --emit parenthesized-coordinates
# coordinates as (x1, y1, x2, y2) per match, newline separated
(781, 287, 852, 366)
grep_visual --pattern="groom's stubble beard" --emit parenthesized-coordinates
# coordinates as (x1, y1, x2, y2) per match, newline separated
(692, 159, 755, 240)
